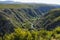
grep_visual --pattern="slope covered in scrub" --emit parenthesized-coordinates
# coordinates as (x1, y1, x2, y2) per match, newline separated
(0, 4, 60, 40)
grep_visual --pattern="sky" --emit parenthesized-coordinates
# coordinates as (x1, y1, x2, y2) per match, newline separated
(0, 0, 60, 4)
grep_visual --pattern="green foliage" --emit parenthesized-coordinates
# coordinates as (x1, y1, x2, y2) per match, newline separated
(3, 26, 60, 40)
(0, 5, 60, 40)
(4, 33, 14, 40)
(0, 37, 2, 40)
(22, 21, 32, 29)
(52, 26, 60, 40)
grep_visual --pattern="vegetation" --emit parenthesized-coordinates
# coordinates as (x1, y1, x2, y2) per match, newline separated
(0, 4, 60, 40)
(0, 26, 59, 40)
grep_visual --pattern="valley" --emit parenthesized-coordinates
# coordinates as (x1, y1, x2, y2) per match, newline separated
(0, 4, 60, 40)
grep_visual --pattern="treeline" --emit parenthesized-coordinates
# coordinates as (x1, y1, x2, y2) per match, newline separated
(0, 26, 60, 40)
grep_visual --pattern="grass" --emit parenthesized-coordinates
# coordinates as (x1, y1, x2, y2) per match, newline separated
(0, 4, 33, 9)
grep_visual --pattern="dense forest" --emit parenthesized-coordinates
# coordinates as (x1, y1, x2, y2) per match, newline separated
(0, 4, 60, 40)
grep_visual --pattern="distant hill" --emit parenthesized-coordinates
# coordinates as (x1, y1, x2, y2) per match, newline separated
(0, 1, 21, 4)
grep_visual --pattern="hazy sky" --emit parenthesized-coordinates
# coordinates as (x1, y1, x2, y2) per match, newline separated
(0, 0, 60, 4)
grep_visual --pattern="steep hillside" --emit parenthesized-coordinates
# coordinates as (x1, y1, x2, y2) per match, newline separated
(0, 4, 60, 34)
(0, 14, 14, 37)
(0, 8, 43, 30)
(0, 4, 60, 40)
(33, 9, 60, 30)
(44, 9, 60, 30)
(0, 8, 60, 30)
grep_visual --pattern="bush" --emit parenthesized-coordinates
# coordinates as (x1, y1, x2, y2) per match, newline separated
(3, 26, 60, 40)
